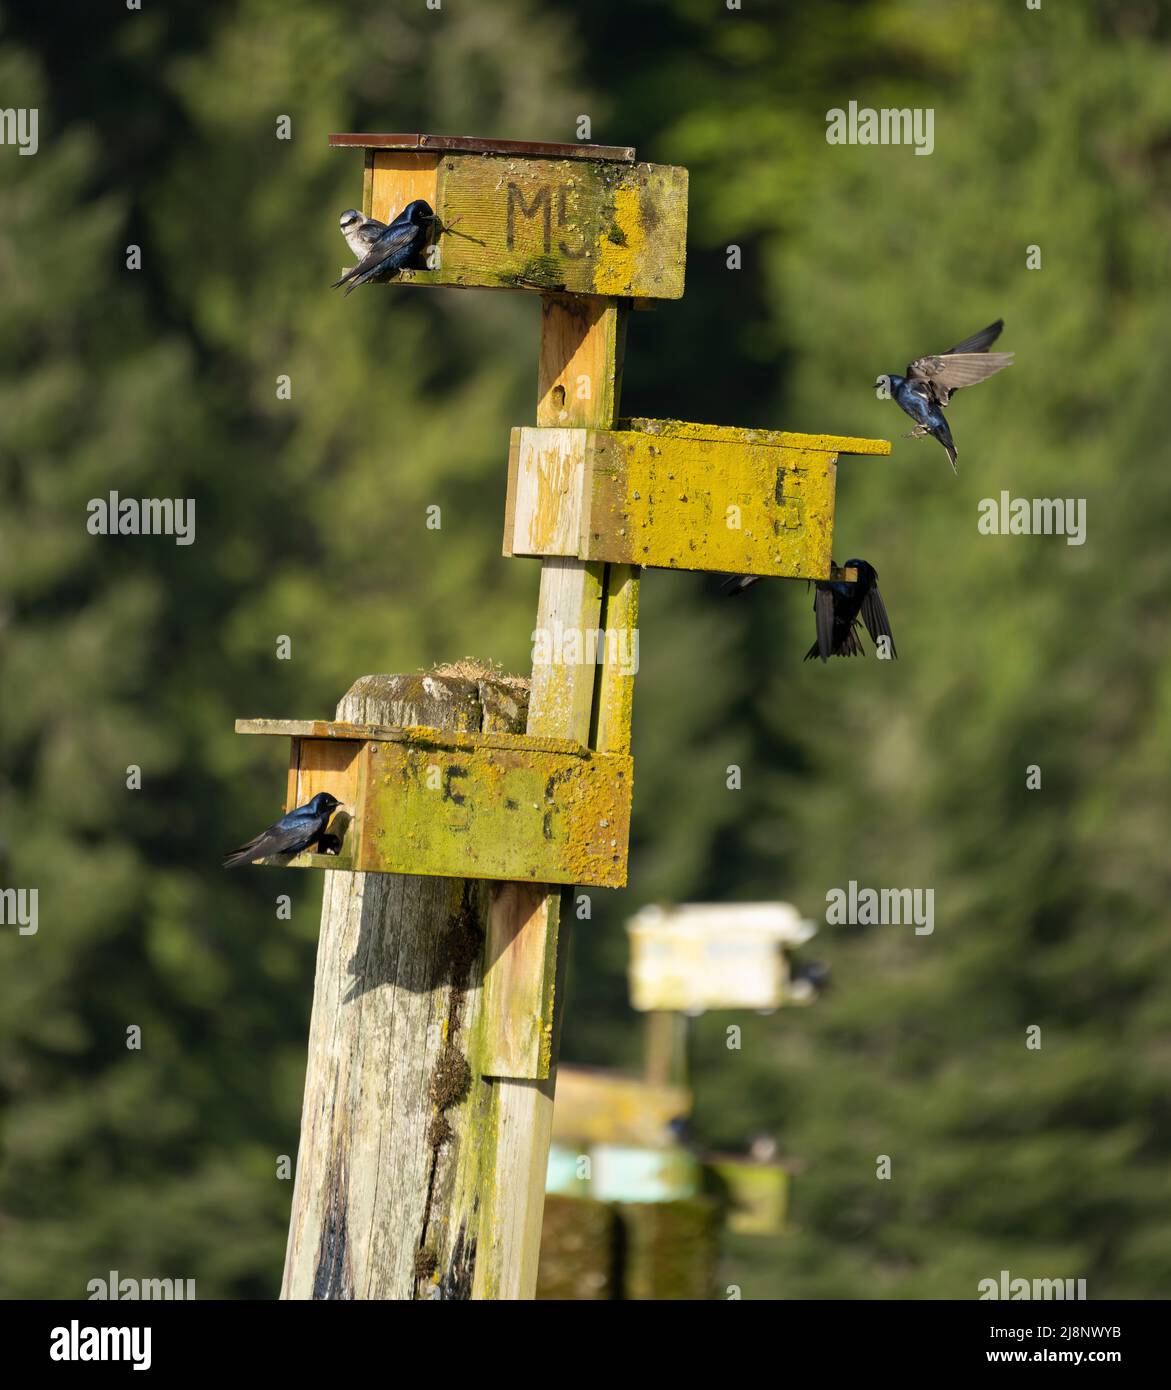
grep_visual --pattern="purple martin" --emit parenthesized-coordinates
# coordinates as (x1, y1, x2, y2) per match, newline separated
(223, 791, 341, 869)
(876, 319, 1014, 471)
(801, 553, 895, 661)
(789, 960, 830, 999)
(339, 208, 389, 261)
(721, 559, 897, 662)
(805, 558, 896, 662)
(331, 199, 438, 296)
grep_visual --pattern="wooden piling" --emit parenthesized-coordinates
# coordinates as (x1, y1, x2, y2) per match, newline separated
(280, 671, 527, 1299)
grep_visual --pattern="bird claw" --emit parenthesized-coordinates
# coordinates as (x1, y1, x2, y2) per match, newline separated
(904, 427, 928, 439)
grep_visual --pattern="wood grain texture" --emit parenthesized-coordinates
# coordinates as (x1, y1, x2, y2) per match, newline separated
(593, 561, 639, 755)
(333, 132, 637, 162)
(475, 296, 633, 1299)
(243, 717, 633, 887)
(537, 295, 627, 424)
(281, 673, 526, 1301)
(365, 155, 686, 299)
(480, 884, 558, 1079)
(619, 416, 893, 454)
(367, 151, 440, 227)
(505, 422, 892, 580)
(238, 717, 582, 753)
(357, 736, 632, 887)
(510, 427, 588, 556)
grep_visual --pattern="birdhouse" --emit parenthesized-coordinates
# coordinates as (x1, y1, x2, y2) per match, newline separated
(234, 717, 633, 889)
(331, 133, 688, 300)
(547, 1065, 698, 1203)
(504, 418, 891, 580)
(550, 1066, 691, 1150)
(626, 902, 818, 1012)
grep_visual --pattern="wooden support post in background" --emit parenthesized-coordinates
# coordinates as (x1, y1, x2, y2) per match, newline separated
(281, 672, 527, 1299)
(473, 293, 634, 1299)
(644, 1011, 689, 1089)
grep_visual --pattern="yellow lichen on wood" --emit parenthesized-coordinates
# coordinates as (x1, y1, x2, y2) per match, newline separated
(621, 417, 892, 455)
(504, 421, 890, 580)
(247, 730, 634, 889)
(236, 717, 591, 758)
(366, 153, 686, 299)
(590, 185, 643, 296)
(602, 435, 838, 578)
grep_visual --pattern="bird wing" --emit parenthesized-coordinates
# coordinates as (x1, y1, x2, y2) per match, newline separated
(906, 353, 1013, 407)
(721, 574, 761, 595)
(814, 584, 835, 662)
(859, 583, 898, 659)
(908, 351, 1014, 391)
(906, 321, 1011, 404)
(357, 217, 389, 246)
(942, 319, 1004, 355)
(331, 221, 419, 289)
(223, 815, 317, 868)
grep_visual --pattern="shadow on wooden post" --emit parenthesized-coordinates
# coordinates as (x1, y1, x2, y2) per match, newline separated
(281, 671, 527, 1300)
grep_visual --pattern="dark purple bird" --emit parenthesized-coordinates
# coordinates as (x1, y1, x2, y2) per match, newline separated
(723, 559, 897, 662)
(331, 199, 438, 296)
(877, 319, 1014, 471)
(223, 791, 341, 868)
(805, 558, 897, 662)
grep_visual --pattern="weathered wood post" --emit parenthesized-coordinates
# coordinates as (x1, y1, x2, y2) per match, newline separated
(474, 292, 634, 1297)
(235, 131, 887, 1300)
(280, 671, 528, 1298)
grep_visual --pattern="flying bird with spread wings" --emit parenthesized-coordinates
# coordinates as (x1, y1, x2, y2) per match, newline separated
(876, 319, 1014, 471)
(805, 558, 897, 663)
(723, 559, 897, 662)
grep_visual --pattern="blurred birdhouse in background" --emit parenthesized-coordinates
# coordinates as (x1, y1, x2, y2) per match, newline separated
(627, 901, 819, 1012)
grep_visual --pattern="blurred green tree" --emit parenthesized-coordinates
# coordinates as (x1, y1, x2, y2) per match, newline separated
(1, 0, 1169, 1301)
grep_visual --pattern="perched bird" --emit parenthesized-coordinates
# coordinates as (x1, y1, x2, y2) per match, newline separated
(805, 558, 897, 663)
(339, 208, 389, 261)
(223, 792, 342, 869)
(331, 199, 438, 296)
(876, 319, 1013, 471)
(788, 960, 831, 1002)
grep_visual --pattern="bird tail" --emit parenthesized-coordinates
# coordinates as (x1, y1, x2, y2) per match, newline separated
(722, 574, 760, 595)
(934, 419, 958, 472)
(223, 836, 263, 869)
(838, 624, 866, 657)
(804, 623, 866, 662)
